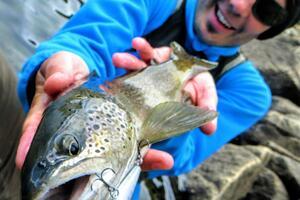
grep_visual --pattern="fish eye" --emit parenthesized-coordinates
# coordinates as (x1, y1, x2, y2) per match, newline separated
(69, 141, 79, 156)
(55, 134, 80, 156)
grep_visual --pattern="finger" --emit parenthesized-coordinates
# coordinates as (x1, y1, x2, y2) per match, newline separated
(183, 81, 197, 104)
(193, 74, 217, 110)
(41, 52, 74, 79)
(141, 149, 174, 171)
(44, 72, 73, 96)
(183, 74, 218, 135)
(16, 113, 43, 169)
(189, 78, 218, 135)
(15, 86, 51, 169)
(153, 47, 172, 63)
(184, 74, 217, 109)
(132, 37, 172, 64)
(112, 52, 147, 70)
(132, 37, 155, 62)
(200, 118, 217, 135)
(41, 52, 89, 97)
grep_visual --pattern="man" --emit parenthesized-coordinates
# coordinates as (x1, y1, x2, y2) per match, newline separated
(16, 0, 300, 198)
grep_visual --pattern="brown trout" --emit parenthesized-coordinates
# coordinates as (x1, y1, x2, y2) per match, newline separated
(21, 42, 218, 200)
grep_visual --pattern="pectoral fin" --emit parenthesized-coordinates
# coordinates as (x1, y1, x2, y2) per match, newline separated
(140, 102, 217, 145)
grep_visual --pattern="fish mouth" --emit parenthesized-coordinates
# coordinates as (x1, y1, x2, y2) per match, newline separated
(41, 175, 91, 200)
(38, 173, 114, 200)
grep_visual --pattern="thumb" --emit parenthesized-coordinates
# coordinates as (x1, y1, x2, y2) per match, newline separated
(15, 82, 51, 169)
(41, 51, 89, 97)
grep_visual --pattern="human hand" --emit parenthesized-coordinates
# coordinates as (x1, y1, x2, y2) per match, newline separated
(15, 51, 89, 169)
(112, 37, 218, 171)
(184, 73, 218, 134)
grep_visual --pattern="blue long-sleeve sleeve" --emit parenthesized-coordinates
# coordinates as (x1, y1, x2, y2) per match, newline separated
(148, 60, 272, 178)
(18, 0, 178, 111)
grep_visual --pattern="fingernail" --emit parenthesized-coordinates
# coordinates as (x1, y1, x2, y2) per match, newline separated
(113, 53, 122, 58)
(113, 53, 130, 65)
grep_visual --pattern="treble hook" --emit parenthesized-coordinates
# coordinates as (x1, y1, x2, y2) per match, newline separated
(90, 168, 119, 199)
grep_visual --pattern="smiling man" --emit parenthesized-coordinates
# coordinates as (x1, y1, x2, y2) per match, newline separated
(194, 0, 289, 45)
(16, 0, 300, 199)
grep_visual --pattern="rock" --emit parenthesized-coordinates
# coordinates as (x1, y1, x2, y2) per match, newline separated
(245, 146, 300, 199)
(237, 96, 300, 161)
(141, 145, 270, 200)
(241, 27, 300, 106)
(180, 174, 216, 199)
(266, 96, 300, 140)
(267, 153, 300, 199)
(240, 168, 289, 200)
(184, 144, 264, 200)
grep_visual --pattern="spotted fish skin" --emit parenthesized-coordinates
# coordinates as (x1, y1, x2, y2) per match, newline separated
(22, 42, 218, 200)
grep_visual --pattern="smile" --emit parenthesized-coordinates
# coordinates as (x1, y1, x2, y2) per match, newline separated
(215, 5, 235, 30)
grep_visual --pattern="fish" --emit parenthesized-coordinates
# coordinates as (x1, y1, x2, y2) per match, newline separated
(21, 42, 218, 200)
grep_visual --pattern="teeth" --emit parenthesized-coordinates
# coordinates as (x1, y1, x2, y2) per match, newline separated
(216, 8, 232, 29)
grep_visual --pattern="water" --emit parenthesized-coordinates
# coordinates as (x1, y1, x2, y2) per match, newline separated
(0, 0, 85, 72)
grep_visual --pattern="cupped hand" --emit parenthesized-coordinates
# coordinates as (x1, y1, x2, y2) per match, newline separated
(112, 37, 218, 171)
(16, 51, 89, 169)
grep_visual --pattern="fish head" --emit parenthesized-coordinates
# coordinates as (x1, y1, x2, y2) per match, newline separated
(22, 88, 138, 199)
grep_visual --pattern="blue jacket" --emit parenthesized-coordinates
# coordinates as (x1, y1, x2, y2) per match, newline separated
(18, 0, 272, 179)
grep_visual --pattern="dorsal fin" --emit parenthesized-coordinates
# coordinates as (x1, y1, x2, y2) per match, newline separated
(170, 42, 218, 73)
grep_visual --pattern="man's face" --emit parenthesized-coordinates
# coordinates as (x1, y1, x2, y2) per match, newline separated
(194, 0, 287, 46)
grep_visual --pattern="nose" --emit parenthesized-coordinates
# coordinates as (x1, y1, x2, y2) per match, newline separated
(228, 0, 255, 18)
